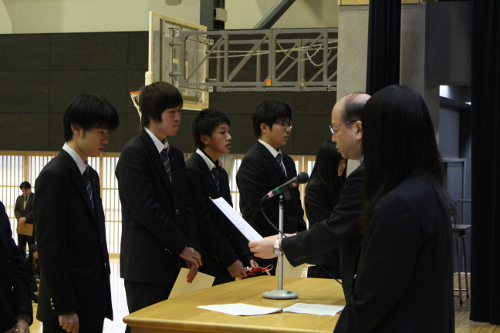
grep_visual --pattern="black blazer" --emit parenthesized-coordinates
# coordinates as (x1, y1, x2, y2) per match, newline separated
(185, 153, 253, 279)
(34, 150, 112, 325)
(116, 130, 199, 287)
(304, 176, 342, 278)
(334, 173, 454, 333)
(14, 193, 35, 224)
(236, 142, 306, 237)
(0, 201, 32, 332)
(283, 165, 364, 299)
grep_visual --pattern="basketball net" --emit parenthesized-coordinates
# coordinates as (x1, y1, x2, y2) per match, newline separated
(130, 91, 141, 119)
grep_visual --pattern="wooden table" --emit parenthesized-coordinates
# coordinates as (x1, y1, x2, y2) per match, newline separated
(124, 276, 344, 333)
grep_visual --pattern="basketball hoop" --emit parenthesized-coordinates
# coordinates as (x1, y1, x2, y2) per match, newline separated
(130, 91, 141, 119)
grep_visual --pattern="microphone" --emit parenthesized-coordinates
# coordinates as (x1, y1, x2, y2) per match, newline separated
(262, 172, 309, 200)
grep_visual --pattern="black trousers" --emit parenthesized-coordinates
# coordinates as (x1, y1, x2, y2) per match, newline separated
(42, 317, 103, 333)
(124, 280, 174, 333)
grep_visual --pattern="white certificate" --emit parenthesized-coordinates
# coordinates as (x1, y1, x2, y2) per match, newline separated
(210, 197, 263, 241)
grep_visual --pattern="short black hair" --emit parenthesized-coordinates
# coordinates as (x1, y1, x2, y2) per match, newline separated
(139, 81, 183, 129)
(252, 100, 292, 138)
(342, 92, 367, 126)
(20, 181, 31, 190)
(63, 94, 119, 142)
(191, 108, 230, 150)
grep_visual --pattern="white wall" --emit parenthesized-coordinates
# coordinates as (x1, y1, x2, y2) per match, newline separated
(0, 0, 201, 33)
(225, 0, 338, 29)
(0, 0, 338, 34)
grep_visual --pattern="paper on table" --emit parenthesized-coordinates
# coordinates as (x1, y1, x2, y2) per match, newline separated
(198, 303, 282, 316)
(210, 197, 263, 241)
(168, 268, 215, 299)
(282, 303, 344, 316)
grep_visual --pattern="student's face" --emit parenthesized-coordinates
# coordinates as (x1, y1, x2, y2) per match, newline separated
(260, 118, 292, 150)
(203, 124, 232, 155)
(73, 127, 111, 158)
(21, 188, 31, 196)
(33, 251, 38, 259)
(337, 159, 347, 176)
(152, 106, 182, 138)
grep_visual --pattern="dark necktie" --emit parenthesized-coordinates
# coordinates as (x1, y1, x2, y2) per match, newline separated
(160, 148, 172, 183)
(83, 167, 94, 209)
(211, 167, 220, 193)
(276, 153, 287, 176)
(24, 195, 28, 209)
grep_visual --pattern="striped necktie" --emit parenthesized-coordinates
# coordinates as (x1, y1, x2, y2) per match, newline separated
(211, 167, 220, 193)
(83, 167, 94, 209)
(276, 153, 287, 176)
(160, 148, 172, 182)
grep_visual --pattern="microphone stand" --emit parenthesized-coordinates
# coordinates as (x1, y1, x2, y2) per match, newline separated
(262, 195, 298, 300)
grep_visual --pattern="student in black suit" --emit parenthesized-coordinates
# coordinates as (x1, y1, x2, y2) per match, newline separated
(34, 94, 119, 333)
(0, 200, 32, 333)
(185, 109, 258, 285)
(304, 140, 347, 279)
(116, 81, 202, 332)
(334, 85, 456, 332)
(249, 92, 370, 300)
(14, 181, 35, 254)
(237, 100, 306, 273)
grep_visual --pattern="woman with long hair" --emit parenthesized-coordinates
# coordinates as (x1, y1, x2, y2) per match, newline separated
(334, 85, 456, 332)
(25, 244, 40, 303)
(305, 140, 347, 278)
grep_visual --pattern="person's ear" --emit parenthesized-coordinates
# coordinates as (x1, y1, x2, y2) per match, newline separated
(200, 134, 210, 144)
(260, 123, 269, 133)
(71, 124, 82, 137)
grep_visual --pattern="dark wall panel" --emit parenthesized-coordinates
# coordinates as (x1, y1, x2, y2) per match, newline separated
(0, 34, 51, 70)
(0, 71, 50, 114)
(0, 114, 50, 151)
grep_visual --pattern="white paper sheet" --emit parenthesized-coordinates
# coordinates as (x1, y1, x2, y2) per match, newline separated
(198, 303, 282, 316)
(168, 268, 215, 299)
(210, 197, 263, 241)
(282, 303, 344, 316)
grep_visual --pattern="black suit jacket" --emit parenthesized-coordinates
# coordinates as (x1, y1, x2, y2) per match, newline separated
(185, 153, 253, 279)
(34, 150, 112, 325)
(304, 176, 342, 278)
(283, 165, 364, 299)
(116, 130, 198, 287)
(236, 142, 306, 237)
(14, 193, 35, 224)
(334, 173, 454, 333)
(0, 201, 33, 332)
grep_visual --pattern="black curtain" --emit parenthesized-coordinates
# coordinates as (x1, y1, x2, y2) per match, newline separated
(366, 0, 401, 95)
(470, 0, 500, 325)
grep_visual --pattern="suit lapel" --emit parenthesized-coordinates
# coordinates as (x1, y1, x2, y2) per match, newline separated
(59, 150, 97, 221)
(194, 154, 220, 197)
(256, 143, 288, 182)
(140, 131, 174, 197)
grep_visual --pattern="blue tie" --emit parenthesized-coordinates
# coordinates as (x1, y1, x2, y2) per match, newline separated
(276, 153, 286, 176)
(160, 148, 172, 182)
(83, 167, 94, 209)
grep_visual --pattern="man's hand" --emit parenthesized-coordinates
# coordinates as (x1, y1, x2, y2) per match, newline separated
(59, 312, 79, 333)
(248, 235, 279, 259)
(19, 217, 26, 225)
(179, 247, 202, 283)
(227, 260, 247, 279)
(10, 315, 30, 333)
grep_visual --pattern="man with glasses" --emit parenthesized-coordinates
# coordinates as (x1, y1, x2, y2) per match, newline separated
(249, 92, 370, 300)
(237, 100, 306, 274)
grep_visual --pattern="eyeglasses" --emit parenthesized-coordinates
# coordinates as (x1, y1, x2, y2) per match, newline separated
(329, 121, 352, 134)
(269, 121, 293, 130)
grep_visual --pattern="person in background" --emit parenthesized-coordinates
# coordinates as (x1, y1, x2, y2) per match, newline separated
(0, 200, 32, 333)
(116, 81, 202, 333)
(34, 94, 119, 333)
(186, 108, 258, 285)
(305, 140, 347, 279)
(334, 85, 455, 332)
(237, 100, 306, 274)
(25, 244, 40, 303)
(14, 181, 35, 255)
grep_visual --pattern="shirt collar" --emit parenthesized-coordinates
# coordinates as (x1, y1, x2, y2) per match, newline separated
(258, 139, 282, 158)
(63, 143, 88, 175)
(145, 127, 169, 154)
(196, 149, 222, 170)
